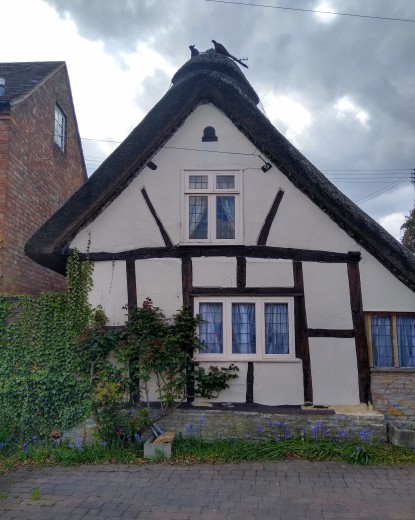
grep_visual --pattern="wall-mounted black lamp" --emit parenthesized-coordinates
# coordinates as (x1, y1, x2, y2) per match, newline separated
(258, 155, 272, 173)
(147, 160, 158, 170)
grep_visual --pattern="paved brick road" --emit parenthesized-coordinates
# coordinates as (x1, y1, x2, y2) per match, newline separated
(0, 461, 414, 519)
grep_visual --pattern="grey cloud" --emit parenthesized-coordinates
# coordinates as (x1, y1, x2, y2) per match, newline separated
(43, 0, 415, 227)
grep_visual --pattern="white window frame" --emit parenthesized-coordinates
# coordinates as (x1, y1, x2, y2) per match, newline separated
(181, 170, 242, 243)
(194, 296, 295, 362)
(54, 104, 66, 151)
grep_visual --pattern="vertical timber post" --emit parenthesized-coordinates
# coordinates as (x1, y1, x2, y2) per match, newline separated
(347, 259, 371, 404)
(182, 256, 195, 402)
(293, 260, 313, 404)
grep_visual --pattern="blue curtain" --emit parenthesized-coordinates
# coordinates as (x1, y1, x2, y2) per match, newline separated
(216, 196, 235, 239)
(397, 316, 415, 367)
(199, 303, 223, 353)
(371, 316, 393, 367)
(232, 303, 256, 354)
(265, 303, 289, 354)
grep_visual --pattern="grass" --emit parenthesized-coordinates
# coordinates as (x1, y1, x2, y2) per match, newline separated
(30, 488, 41, 500)
(172, 437, 415, 465)
(0, 425, 414, 475)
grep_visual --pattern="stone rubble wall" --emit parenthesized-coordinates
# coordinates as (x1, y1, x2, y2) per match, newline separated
(156, 408, 386, 442)
(371, 369, 415, 419)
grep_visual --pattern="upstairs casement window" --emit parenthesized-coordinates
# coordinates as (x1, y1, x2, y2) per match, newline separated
(54, 104, 66, 151)
(183, 171, 242, 243)
(194, 297, 295, 361)
(366, 313, 415, 368)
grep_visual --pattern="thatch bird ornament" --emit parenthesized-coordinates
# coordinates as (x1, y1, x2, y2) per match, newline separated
(189, 45, 200, 57)
(211, 40, 248, 68)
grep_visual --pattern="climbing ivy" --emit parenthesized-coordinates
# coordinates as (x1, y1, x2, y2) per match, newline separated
(0, 251, 239, 443)
(0, 251, 94, 440)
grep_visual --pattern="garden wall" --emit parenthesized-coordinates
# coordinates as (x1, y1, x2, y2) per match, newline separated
(371, 369, 415, 419)
(156, 407, 387, 441)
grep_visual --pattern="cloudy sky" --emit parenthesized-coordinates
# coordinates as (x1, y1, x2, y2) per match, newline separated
(3, 0, 415, 239)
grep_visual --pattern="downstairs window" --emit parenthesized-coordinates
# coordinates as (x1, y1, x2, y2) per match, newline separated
(194, 297, 295, 361)
(366, 313, 415, 368)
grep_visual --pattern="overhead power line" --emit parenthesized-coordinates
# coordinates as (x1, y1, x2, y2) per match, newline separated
(203, 0, 415, 23)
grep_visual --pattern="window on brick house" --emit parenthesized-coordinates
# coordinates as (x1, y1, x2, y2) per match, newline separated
(366, 313, 415, 368)
(194, 297, 295, 361)
(54, 105, 66, 151)
(183, 171, 242, 243)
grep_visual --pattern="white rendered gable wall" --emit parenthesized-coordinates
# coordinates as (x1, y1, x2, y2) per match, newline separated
(72, 103, 415, 405)
(72, 103, 415, 313)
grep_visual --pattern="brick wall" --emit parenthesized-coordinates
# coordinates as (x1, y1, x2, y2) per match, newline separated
(371, 369, 415, 419)
(0, 65, 86, 295)
(0, 113, 11, 285)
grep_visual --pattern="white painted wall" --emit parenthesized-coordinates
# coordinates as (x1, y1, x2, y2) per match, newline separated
(303, 262, 353, 329)
(193, 257, 237, 287)
(254, 361, 304, 405)
(246, 258, 293, 287)
(89, 261, 128, 326)
(197, 362, 247, 403)
(360, 251, 415, 311)
(135, 258, 182, 318)
(71, 101, 415, 408)
(70, 176, 165, 253)
(309, 338, 360, 405)
(70, 103, 362, 257)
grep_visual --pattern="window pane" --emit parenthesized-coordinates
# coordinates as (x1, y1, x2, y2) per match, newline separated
(216, 175, 235, 189)
(54, 106, 65, 150)
(189, 196, 208, 239)
(199, 303, 223, 353)
(189, 175, 208, 189)
(371, 316, 393, 367)
(265, 303, 289, 354)
(397, 316, 415, 367)
(232, 303, 256, 354)
(216, 196, 235, 239)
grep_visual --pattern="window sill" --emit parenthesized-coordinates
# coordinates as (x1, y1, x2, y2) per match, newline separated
(195, 356, 301, 363)
(370, 367, 415, 373)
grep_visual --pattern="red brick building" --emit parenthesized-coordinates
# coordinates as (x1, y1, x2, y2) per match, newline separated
(0, 62, 87, 295)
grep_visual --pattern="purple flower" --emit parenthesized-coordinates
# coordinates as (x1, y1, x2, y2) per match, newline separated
(257, 424, 263, 434)
(359, 429, 370, 442)
(284, 429, 292, 440)
(185, 423, 194, 433)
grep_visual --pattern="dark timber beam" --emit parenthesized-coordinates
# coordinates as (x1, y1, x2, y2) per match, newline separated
(75, 246, 360, 263)
(191, 287, 302, 297)
(246, 362, 254, 403)
(257, 190, 284, 246)
(236, 256, 246, 289)
(293, 261, 313, 404)
(307, 329, 355, 338)
(141, 188, 173, 247)
(126, 259, 140, 404)
(126, 259, 137, 313)
(181, 257, 193, 310)
(181, 256, 194, 402)
(347, 259, 371, 404)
